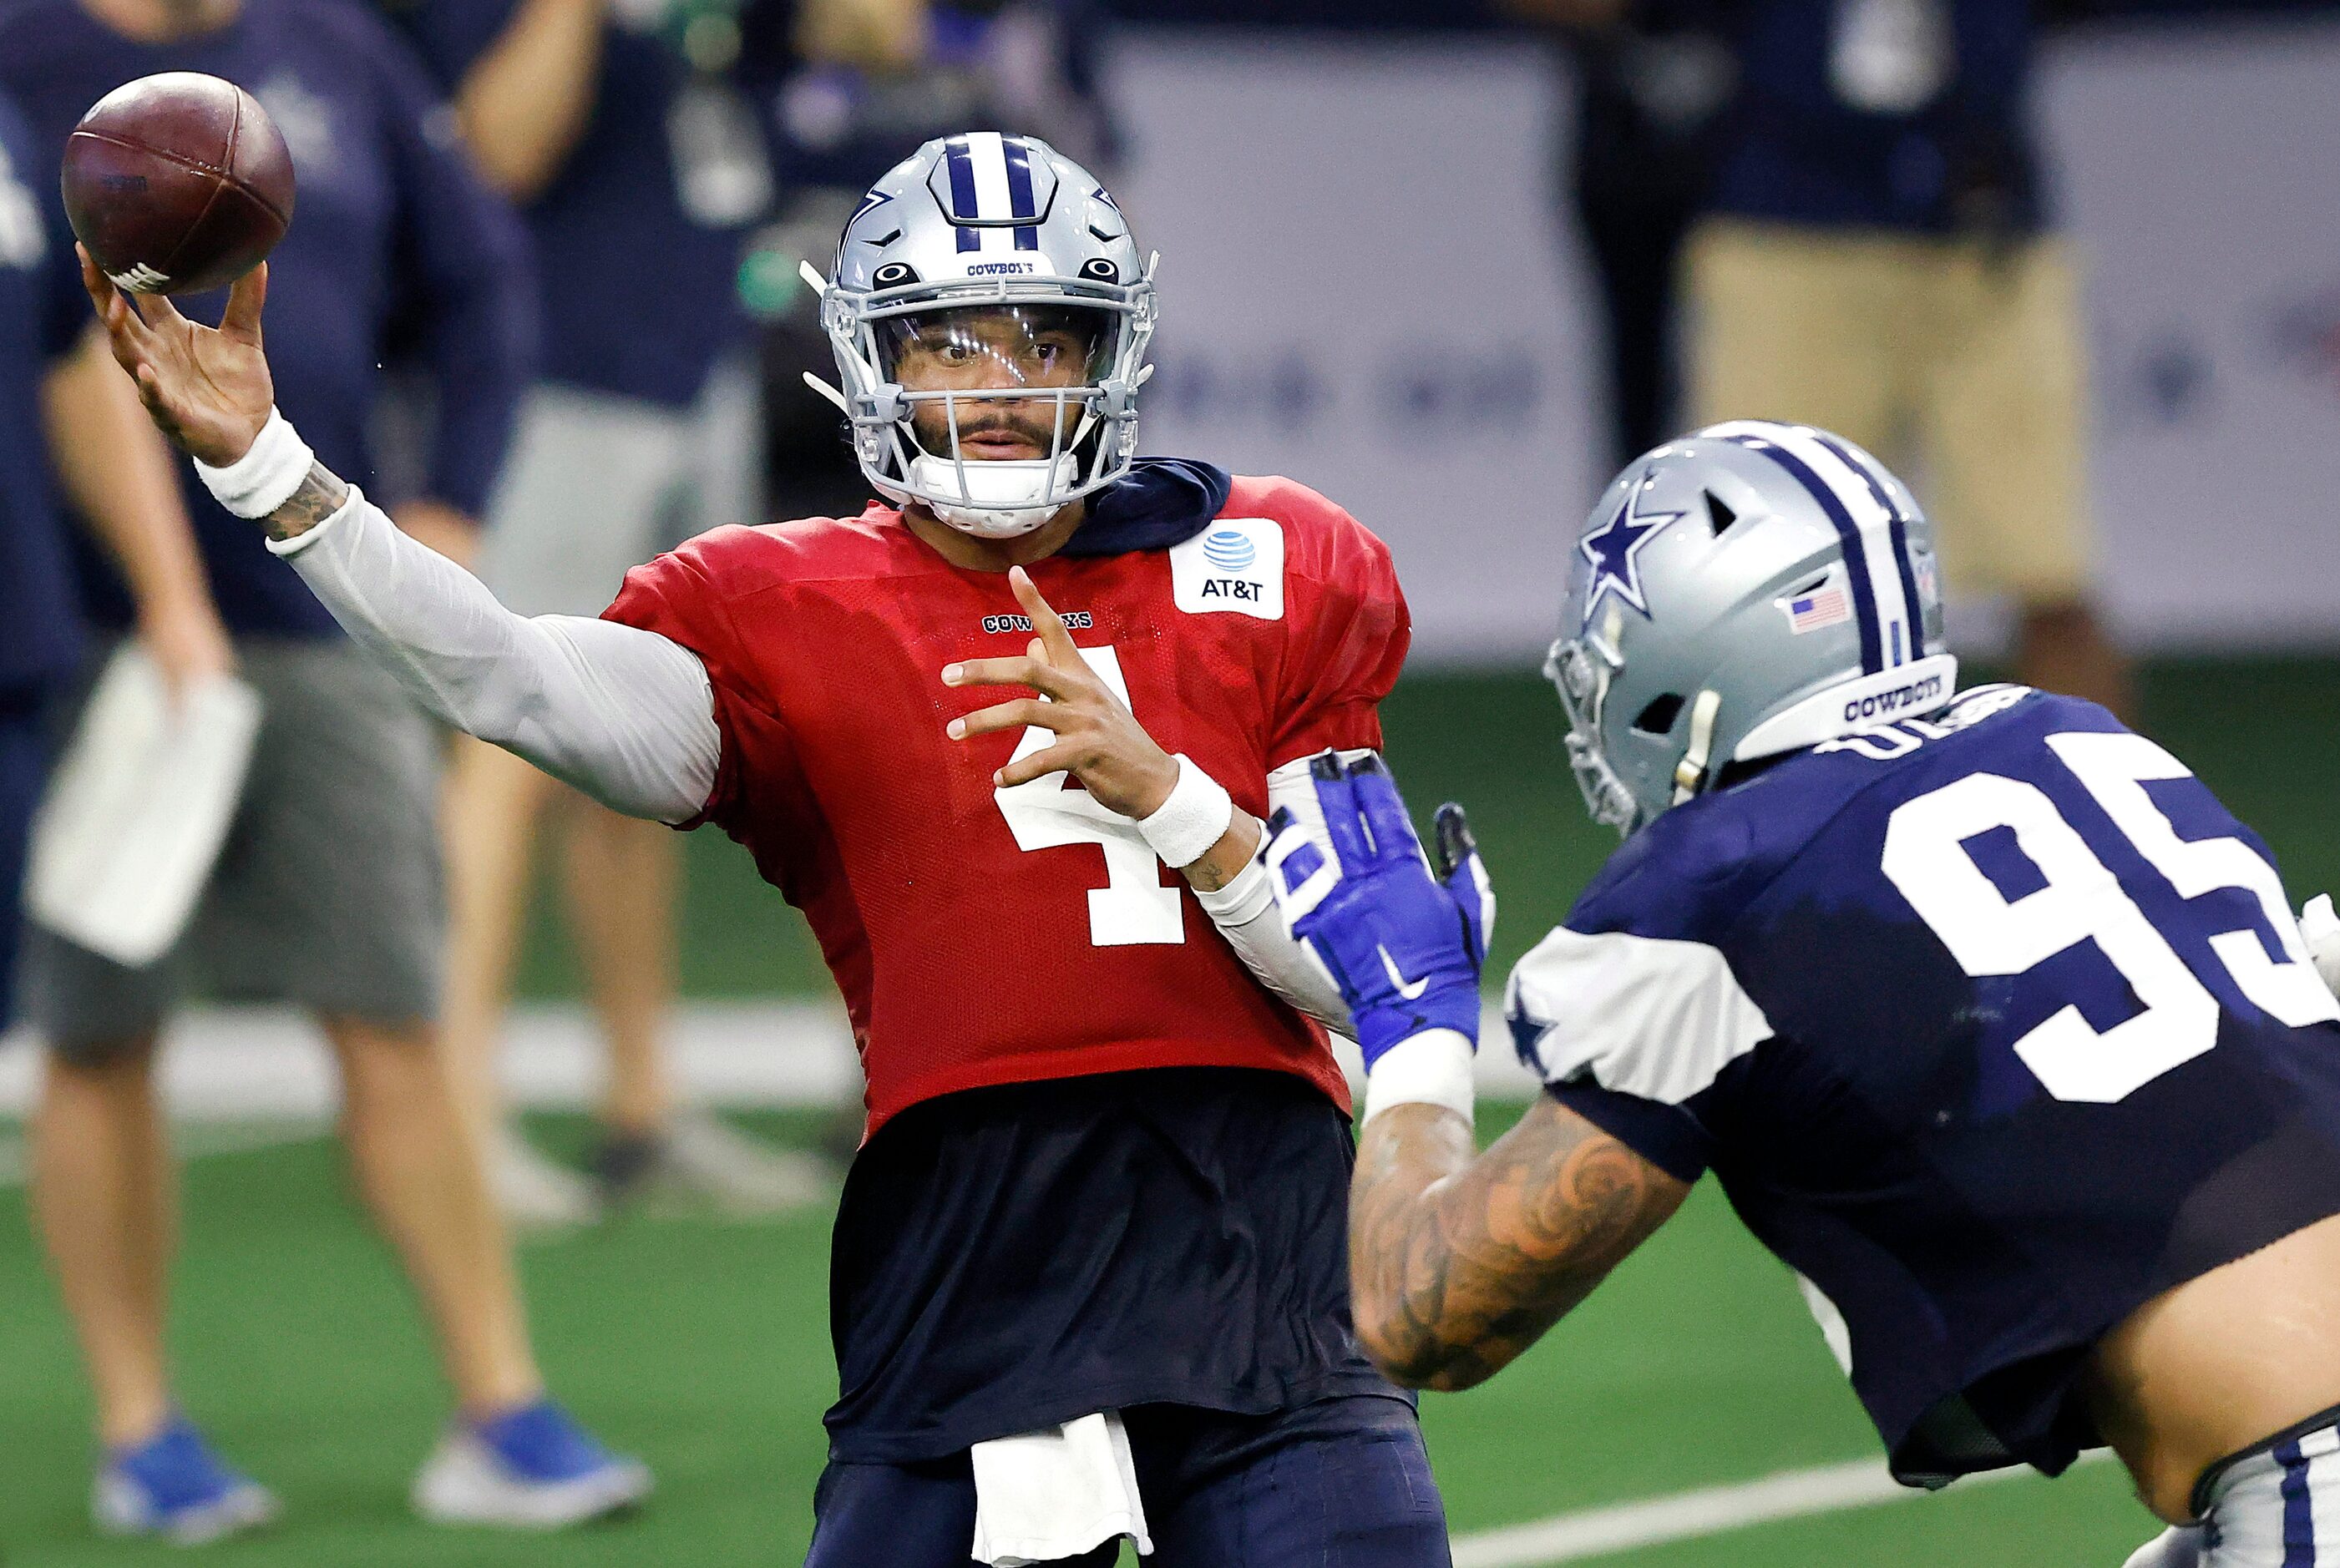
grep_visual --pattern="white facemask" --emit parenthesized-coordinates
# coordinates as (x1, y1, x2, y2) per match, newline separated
(901, 452, 1083, 539)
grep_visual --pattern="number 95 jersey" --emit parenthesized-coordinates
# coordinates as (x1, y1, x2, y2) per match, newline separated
(604, 468, 1406, 1136)
(1509, 685, 2340, 1486)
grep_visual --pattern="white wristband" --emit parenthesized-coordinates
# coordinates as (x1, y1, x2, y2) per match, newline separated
(1137, 754, 1235, 870)
(194, 407, 314, 519)
(1362, 1029, 1476, 1127)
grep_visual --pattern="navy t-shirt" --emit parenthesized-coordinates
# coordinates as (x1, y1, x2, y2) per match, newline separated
(1510, 685, 2340, 1485)
(1709, 0, 2043, 235)
(0, 0, 536, 637)
(0, 90, 89, 690)
(390, 0, 775, 409)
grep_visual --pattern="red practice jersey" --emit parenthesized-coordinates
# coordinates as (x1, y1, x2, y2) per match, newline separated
(605, 478, 1409, 1135)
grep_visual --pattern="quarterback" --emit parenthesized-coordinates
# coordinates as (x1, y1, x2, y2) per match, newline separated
(86, 134, 1451, 1565)
(1270, 422, 2340, 1568)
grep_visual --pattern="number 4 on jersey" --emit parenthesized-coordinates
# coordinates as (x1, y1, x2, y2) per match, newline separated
(993, 644, 1185, 947)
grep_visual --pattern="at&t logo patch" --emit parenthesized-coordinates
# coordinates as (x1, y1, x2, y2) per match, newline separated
(1171, 518, 1284, 620)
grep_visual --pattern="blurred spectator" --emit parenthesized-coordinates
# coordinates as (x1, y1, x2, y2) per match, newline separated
(0, 89, 230, 1026)
(0, 0, 650, 1536)
(391, 0, 828, 1222)
(1508, 0, 1733, 468)
(751, 0, 1121, 519)
(1676, 0, 2130, 711)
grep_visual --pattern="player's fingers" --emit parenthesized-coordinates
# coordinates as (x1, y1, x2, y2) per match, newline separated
(1309, 751, 1373, 873)
(79, 250, 152, 353)
(948, 697, 1054, 741)
(1346, 755, 1423, 867)
(1431, 802, 1477, 883)
(130, 288, 191, 335)
(77, 244, 114, 316)
(1007, 567, 1081, 665)
(220, 263, 266, 343)
(995, 740, 1081, 789)
(942, 655, 1081, 702)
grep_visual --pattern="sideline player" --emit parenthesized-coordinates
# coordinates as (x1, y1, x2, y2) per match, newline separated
(86, 134, 1454, 1564)
(0, 83, 233, 1026)
(393, 0, 815, 1222)
(0, 0, 648, 1536)
(1267, 421, 2340, 1567)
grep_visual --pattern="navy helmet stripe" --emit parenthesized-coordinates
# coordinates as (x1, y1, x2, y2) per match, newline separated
(1886, 514, 1923, 639)
(1813, 430, 1927, 650)
(943, 136, 980, 253)
(1001, 137, 1041, 250)
(1723, 434, 1885, 674)
(2278, 1440, 2317, 1567)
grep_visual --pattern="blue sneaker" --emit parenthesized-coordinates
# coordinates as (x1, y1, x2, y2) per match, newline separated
(411, 1399, 651, 1528)
(93, 1418, 280, 1545)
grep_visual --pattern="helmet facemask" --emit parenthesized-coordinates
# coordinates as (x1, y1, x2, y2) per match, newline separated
(817, 267, 1157, 539)
(1547, 630, 1640, 837)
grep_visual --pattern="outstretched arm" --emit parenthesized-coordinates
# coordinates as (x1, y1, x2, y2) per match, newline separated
(1350, 1095, 1688, 1389)
(83, 254, 719, 822)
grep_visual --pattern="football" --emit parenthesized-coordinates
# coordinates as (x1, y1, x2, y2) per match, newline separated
(60, 72, 295, 296)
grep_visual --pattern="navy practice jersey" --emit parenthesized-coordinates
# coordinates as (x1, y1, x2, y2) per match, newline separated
(1509, 685, 2340, 1485)
(0, 89, 88, 691)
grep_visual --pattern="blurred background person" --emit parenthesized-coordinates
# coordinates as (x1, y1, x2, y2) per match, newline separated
(748, 0, 1122, 565)
(0, 0, 650, 1537)
(1675, 0, 2131, 711)
(389, 0, 828, 1223)
(1506, 0, 1732, 468)
(0, 89, 229, 1039)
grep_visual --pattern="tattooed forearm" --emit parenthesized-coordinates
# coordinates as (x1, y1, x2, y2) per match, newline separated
(1349, 1096, 1689, 1390)
(262, 462, 352, 544)
(1180, 807, 1263, 894)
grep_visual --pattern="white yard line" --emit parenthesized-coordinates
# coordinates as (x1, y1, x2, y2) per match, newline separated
(0, 1001, 1539, 1122)
(1449, 1450, 2115, 1567)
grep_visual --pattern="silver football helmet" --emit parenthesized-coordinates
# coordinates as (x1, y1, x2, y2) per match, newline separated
(803, 132, 1157, 539)
(1547, 420, 1958, 835)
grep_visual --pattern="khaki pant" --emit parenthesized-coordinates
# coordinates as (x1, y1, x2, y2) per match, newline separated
(1684, 218, 2092, 604)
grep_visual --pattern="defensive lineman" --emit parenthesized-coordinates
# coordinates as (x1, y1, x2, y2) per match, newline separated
(1269, 422, 2340, 1567)
(87, 134, 1451, 1564)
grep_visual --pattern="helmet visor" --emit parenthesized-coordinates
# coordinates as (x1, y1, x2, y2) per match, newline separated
(876, 304, 1112, 393)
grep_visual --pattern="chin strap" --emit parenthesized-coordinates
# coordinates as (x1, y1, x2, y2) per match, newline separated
(1671, 689, 1724, 804)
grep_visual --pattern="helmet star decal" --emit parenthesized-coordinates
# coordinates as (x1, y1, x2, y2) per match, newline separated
(1578, 473, 1683, 625)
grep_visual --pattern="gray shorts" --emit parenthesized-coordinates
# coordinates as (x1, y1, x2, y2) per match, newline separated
(479, 362, 762, 619)
(25, 638, 444, 1059)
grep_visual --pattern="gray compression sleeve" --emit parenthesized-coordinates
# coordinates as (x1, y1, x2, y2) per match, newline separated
(268, 486, 720, 823)
(1190, 751, 1374, 1034)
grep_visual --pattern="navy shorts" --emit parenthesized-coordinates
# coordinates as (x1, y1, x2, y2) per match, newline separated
(805, 1393, 1451, 1567)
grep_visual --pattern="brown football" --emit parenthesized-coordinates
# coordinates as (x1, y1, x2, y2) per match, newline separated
(60, 72, 295, 296)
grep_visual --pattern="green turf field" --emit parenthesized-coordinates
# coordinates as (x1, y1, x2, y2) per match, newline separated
(0, 1107, 2166, 1566)
(8, 658, 2332, 1565)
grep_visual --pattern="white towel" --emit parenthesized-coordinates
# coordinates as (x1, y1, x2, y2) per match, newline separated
(24, 646, 261, 967)
(970, 1411, 1151, 1566)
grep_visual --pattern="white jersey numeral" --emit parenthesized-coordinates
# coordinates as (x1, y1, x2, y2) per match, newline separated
(992, 644, 1184, 947)
(1882, 731, 2337, 1104)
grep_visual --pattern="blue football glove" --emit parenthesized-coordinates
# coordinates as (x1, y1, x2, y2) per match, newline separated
(1260, 752, 1495, 1071)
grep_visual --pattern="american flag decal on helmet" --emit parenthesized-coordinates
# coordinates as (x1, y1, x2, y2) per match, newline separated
(1785, 584, 1854, 635)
